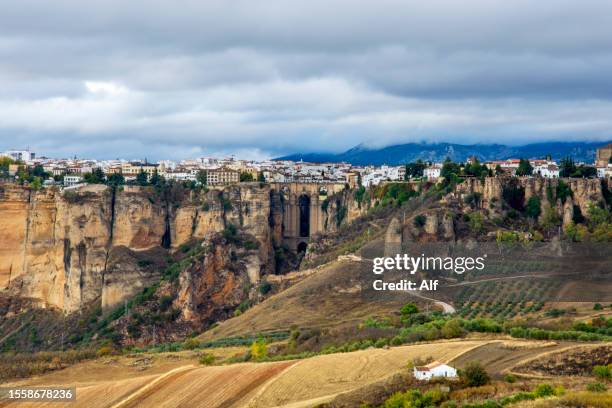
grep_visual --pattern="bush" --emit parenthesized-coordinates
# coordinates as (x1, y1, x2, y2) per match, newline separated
(586, 382, 608, 392)
(159, 295, 174, 311)
(526, 196, 542, 219)
(534, 383, 555, 398)
(400, 303, 419, 316)
(97, 346, 114, 356)
(593, 364, 612, 380)
(469, 212, 485, 233)
(199, 353, 215, 366)
(441, 319, 466, 339)
(259, 280, 272, 295)
(250, 337, 268, 361)
(183, 338, 200, 350)
(461, 362, 491, 387)
(504, 373, 517, 383)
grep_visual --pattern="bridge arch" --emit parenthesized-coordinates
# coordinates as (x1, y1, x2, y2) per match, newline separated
(271, 182, 346, 251)
(298, 194, 311, 237)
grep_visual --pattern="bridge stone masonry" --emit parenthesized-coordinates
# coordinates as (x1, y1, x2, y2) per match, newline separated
(271, 182, 346, 252)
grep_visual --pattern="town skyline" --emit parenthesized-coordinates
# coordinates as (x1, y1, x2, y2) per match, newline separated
(1, 138, 610, 163)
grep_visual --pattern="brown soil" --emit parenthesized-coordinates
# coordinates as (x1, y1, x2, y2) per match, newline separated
(515, 344, 612, 377)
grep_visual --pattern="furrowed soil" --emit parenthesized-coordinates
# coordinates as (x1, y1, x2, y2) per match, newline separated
(0, 339, 579, 408)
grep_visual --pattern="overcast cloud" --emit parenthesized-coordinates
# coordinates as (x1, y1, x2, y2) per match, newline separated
(1, 0, 612, 159)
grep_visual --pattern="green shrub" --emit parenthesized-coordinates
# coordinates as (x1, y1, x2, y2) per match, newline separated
(534, 383, 555, 397)
(183, 338, 200, 350)
(259, 280, 272, 295)
(199, 353, 215, 365)
(586, 382, 608, 392)
(460, 362, 490, 387)
(593, 364, 612, 380)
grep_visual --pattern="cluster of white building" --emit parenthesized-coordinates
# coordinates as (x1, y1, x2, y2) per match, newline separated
(2, 143, 612, 189)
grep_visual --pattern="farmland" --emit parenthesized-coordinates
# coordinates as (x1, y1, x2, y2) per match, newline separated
(1, 339, 595, 408)
(454, 278, 564, 319)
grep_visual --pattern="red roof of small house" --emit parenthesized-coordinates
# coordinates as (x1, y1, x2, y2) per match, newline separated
(415, 360, 445, 371)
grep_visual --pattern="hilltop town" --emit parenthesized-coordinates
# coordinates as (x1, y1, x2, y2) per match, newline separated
(1, 143, 612, 190)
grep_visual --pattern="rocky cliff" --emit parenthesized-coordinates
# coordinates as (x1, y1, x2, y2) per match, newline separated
(0, 183, 275, 313)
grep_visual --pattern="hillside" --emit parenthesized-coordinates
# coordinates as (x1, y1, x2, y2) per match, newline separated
(276, 141, 609, 165)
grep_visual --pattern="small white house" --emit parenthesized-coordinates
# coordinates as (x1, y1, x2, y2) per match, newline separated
(423, 164, 442, 181)
(413, 360, 457, 380)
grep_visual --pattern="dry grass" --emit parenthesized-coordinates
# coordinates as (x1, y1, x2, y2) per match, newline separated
(200, 258, 406, 341)
(247, 340, 487, 407)
(517, 391, 612, 408)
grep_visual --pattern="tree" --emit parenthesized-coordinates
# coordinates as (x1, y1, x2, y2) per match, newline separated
(441, 319, 465, 339)
(136, 169, 148, 186)
(400, 303, 419, 316)
(196, 170, 207, 185)
(257, 172, 266, 182)
(559, 157, 576, 178)
(468, 212, 484, 233)
(84, 168, 105, 184)
(31, 165, 50, 179)
(460, 362, 490, 387)
(525, 196, 542, 219)
(107, 173, 125, 186)
(495, 164, 504, 176)
(540, 205, 561, 230)
(440, 158, 461, 184)
(30, 177, 42, 191)
(405, 160, 425, 179)
(250, 336, 267, 361)
(463, 158, 487, 178)
(149, 169, 164, 187)
(516, 158, 533, 176)
(0, 157, 17, 172)
(573, 165, 597, 178)
(240, 172, 254, 182)
(93, 167, 105, 183)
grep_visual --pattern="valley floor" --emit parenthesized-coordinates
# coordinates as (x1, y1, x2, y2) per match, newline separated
(0, 338, 580, 408)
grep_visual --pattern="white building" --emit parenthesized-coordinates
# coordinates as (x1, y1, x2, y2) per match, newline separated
(597, 164, 612, 179)
(424, 164, 442, 181)
(167, 172, 197, 182)
(2, 149, 35, 162)
(413, 361, 457, 380)
(64, 175, 83, 187)
(532, 161, 559, 178)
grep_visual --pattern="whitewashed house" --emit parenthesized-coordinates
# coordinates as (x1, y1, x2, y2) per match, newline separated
(597, 164, 612, 179)
(413, 361, 457, 380)
(63, 175, 84, 187)
(423, 164, 442, 181)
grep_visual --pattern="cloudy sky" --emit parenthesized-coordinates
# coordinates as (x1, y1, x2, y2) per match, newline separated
(1, 0, 612, 160)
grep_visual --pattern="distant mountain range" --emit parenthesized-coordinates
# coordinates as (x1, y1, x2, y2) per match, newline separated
(275, 141, 610, 166)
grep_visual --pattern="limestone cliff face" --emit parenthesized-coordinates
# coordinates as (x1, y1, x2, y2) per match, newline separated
(175, 239, 259, 325)
(0, 185, 112, 312)
(320, 188, 369, 233)
(0, 183, 275, 313)
(454, 177, 605, 224)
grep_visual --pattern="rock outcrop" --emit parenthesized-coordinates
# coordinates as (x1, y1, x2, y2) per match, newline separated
(454, 177, 605, 222)
(0, 183, 276, 313)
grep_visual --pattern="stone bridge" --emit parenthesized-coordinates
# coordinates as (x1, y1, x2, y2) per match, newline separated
(271, 182, 346, 252)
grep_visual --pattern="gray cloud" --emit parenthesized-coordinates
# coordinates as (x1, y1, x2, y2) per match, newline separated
(1, 0, 612, 159)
